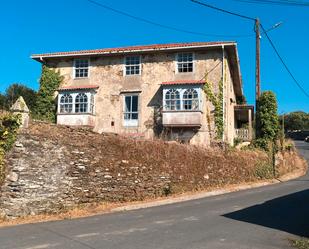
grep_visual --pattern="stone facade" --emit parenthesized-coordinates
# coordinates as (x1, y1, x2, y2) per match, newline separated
(33, 42, 245, 146)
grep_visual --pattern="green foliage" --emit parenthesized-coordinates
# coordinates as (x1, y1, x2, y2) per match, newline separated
(291, 238, 309, 249)
(282, 111, 309, 131)
(256, 91, 279, 143)
(254, 160, 273, 179)
(204, 79, 224, 139)
(34, 65, 63, 122)
(4, 83, 37, 112)
(0, 113, 21, 184)
(0, 94, 6, 109)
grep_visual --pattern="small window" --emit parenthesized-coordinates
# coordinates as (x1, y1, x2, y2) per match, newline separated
(165, 89, 180, 111)
(125, 56, 141, 75)
(60, 93, 73, 113)
(123, 95, 138, 126)
(177, 53, 193, 73)
(75, 93, 88, 113)
(74, 59, 89, 78)
(183, 89, 199, 110)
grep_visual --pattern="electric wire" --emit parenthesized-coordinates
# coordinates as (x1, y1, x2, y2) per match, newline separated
(86, 0, 253, 38)
(260, 24, 309, 99)
(233, 0, 309, 7)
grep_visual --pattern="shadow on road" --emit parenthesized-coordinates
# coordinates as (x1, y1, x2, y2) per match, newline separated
(223, 189, 309, 237)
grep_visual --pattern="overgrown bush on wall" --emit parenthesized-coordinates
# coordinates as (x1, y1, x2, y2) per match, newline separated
(255, 91, 279, 151)
(0, 113, 21, 184)
(34, 65, 63, 122)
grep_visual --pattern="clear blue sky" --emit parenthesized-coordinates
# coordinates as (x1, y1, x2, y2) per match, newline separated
(1, 0, 308, 113)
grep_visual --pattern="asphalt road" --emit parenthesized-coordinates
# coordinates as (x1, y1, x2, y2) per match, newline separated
(0, 141, 308, 249)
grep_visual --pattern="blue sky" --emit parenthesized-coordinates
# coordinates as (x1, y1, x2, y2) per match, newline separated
(1, 0, 308, 113)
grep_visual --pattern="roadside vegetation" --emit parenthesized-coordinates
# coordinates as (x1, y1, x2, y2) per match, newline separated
(291, 238, 309, 249)
(0, 112, 20, 184)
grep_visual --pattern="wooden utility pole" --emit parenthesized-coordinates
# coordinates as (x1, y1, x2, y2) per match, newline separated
(255, 18, 261, 104)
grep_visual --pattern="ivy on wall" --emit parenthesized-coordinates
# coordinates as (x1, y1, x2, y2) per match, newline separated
(0, 113, 21, 185)
(203, 78, 224, 140)
(34, 65, 63, 122)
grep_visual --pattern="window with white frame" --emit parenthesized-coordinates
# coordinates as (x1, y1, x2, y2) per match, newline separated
(58, 91, 95, 114)
(177, 53, 193, 73)
(75, 93, 88, 113)
(74, 59, 89, 78)
(123, 95, 139, 126)
(164, 87, 200, 111)
(125, 56, 141, 75)
(59, 93, 73, 113)
(183, 89, 199, 110)
(165, 89, 181, 111)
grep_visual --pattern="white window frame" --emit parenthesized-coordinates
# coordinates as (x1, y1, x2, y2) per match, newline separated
(75, 93, 88, 113)
(123, 94, 139, 127)
(165, 89, 181, 111)
(124, 55, 141, 76)
(59, 93, 73, 113)
(175, 52, 195, 74)
(73, 58, 90, 79)
(57, 91, 95, 114)
(163, 86, 202, 111)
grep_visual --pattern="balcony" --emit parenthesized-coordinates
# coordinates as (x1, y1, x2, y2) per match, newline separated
(235, 128, 250, 141)
(162, 111, 202, 127)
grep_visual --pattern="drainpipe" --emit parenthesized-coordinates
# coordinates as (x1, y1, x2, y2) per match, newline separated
(222, 45, 225, 142)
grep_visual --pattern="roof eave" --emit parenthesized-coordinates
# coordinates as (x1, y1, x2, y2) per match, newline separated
(31, 42, 237, 61)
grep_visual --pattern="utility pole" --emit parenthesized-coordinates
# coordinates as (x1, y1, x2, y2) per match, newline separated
(255, 18, 261, 104)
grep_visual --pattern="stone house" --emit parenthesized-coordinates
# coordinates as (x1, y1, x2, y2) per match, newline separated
(32, 42, 253, 146)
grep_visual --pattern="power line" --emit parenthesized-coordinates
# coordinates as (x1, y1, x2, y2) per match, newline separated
(233, 0, 309, 6)
(85, 0, 252, 38)
(190, 0, 255, 21)
(260, 24, 309, 99)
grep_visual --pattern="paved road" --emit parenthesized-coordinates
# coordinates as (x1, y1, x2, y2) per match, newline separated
(0, 141, 308, 249)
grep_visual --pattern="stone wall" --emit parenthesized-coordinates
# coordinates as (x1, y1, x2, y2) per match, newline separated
(0, 122, 268, 219)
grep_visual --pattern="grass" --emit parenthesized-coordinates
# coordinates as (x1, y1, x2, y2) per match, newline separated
(291, 238, 309, 249)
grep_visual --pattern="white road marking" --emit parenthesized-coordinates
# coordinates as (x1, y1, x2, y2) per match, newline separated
(75, 232, 100, 238)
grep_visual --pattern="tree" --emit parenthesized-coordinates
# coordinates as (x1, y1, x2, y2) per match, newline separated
(282, 111, 309, 131)
(4, 83, 37, 111)
(256, 91, 279, 141)
(34, 65, 63, 122)
(0, 94, 5, 110)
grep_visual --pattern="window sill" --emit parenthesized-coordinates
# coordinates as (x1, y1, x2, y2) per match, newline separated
(73, 77, 89, 80)
(162, 110, 202, 113)
(57, 112, 95, 116)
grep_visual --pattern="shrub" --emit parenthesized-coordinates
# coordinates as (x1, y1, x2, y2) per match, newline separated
(254, 160, 273, 179)
(34, 65, 63, 122)
(256, 91, 279, 141)
(0, 113, 21, 184)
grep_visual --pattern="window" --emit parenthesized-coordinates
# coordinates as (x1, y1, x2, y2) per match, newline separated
(183, 89, 199, 110)
(165, 89, 181, 111)
(123, 95, 138, 126)
(74, 59, 89, 78)
(125, 56, 141, 75)
(164, 87, 200, 111)
(59, 94, 73, 113)
(75, 93, 88, 113)
(177, 53, 193, 73)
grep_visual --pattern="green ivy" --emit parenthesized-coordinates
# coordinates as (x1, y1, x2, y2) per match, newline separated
(255, 91, 279, 152)
(34, 65, 63, 122)
(0, 113, 21, 184)
(204, 78, 224, 140)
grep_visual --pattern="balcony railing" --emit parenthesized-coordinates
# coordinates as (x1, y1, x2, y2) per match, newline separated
(235, 128, 250, 141)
